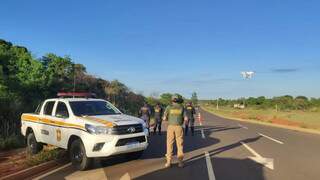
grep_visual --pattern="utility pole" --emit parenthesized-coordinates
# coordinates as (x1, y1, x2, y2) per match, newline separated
(73, 64, 76, 98)
(216, 99, 219, 110)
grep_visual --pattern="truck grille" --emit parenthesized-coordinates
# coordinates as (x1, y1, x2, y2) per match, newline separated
(112, 124, 143, 135)
(115, 136, 146, 147)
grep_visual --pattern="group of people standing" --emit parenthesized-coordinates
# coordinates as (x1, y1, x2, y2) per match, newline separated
(138, 94, 197, 168)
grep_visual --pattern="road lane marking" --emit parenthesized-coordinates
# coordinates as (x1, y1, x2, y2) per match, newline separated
(201, 129, 206, 139)
(259, 133, 284, 145)
(241, 142, 274, 170)
(205, 152, 216, 180)
(238, 123, 248, 129)
(33, 163, 72, 180)
(241, 142, 261, 158)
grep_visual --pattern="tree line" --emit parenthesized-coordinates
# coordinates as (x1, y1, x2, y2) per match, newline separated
(203, 95, 320, 111)
(145, 92, 198, 108)
(0, 39, 145, 140)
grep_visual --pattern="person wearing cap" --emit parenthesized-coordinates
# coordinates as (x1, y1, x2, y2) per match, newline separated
(163, 94, 187, 168)
(185, 102, 196, 136)
(139, 102, 152, 134)
(153, 102, 163, 135)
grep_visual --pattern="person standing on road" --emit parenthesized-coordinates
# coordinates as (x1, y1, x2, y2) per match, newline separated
(153, 102, 163, 135)
(139, 102, 152, 134)
(163, 94, 187, 168)
(185, 101, 196, 136)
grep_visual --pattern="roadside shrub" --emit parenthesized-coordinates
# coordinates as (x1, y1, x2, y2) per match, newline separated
(0, 135, 25, 151)
(26, 148, 66, 166)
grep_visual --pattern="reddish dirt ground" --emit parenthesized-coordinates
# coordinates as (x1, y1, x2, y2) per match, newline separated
(0, 148, 29, 177)
(270, 117, 304, 128)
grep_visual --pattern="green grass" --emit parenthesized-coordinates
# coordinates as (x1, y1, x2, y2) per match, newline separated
(26, 148, 65, 166)
(202, 105, 320, 130)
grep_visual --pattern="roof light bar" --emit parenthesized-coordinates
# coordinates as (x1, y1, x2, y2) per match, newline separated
(57, 92, 97, 98)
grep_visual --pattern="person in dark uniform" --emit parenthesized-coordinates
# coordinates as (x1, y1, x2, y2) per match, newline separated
(153, 102, 163, 135)
(185, 101, 196, 136)
(139, 102, 152, 134)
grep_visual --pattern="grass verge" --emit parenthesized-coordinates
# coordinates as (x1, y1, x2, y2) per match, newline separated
(202, 105, 320, 131)
(0, 135, 25, 151)
(26, 147, 65, 166)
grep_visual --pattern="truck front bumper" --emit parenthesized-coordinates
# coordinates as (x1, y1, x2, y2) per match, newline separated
(83, 130, 149, 158)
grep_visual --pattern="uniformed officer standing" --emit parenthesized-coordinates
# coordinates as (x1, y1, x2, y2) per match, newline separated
(139, 102, 152, 133)
(185, 102, 196, 136)
(163, 94, 187, 168)
(153, 102, 163, 135)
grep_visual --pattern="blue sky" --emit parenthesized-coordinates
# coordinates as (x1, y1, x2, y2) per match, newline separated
(1, 0, 320, 99)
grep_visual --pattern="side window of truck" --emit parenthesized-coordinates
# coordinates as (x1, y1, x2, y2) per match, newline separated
(55, 102, 69, 118)
(44, 101, 55, 116)
(35, 101, 44, 114)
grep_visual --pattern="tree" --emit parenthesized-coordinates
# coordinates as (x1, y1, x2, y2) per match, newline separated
(160, 93, 173, 106)
(191, 92, 198, 106)
(0, 39, 147, 141)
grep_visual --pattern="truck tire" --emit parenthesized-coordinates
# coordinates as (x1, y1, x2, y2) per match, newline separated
(125, 150, 144, 160)
(27, 132, 43, 155)
(69, 139, 92, 171)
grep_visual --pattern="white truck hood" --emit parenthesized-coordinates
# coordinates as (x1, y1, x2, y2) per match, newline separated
(81, 114, 144, 127)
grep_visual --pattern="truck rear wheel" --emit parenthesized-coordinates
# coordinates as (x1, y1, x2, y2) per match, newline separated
(69, 139, 92, 171)
(27, 132, 43, 155)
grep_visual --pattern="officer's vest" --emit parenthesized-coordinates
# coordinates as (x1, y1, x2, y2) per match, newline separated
(168, 105, 184, 126)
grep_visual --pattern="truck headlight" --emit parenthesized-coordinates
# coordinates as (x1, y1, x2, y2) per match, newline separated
(85, 124, 112, 135)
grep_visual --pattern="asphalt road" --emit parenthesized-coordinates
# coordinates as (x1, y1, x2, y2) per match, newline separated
(31, 109, 320, 180)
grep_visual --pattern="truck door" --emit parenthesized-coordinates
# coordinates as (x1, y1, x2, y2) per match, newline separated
(41, 101, 56, 145)
(51, 101, 70, 147)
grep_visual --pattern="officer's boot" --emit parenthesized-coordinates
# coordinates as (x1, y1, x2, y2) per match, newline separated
(178, 157, 184, 168)
(165, 158, 172, 168)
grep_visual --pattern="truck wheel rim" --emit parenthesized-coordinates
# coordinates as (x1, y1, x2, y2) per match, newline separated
(73, 147, 83, 163)
(29, 137, 35, 150)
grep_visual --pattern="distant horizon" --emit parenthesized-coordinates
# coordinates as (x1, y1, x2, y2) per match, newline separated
(1, 0, 319, 99)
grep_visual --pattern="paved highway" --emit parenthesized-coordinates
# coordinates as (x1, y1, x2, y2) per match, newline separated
(32, 109, 320, 180)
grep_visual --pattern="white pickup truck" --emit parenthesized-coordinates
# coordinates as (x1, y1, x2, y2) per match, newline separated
(21, 96, 149, 170)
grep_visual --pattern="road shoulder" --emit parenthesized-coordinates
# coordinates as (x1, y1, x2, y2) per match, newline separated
(202, 107, 320, 136)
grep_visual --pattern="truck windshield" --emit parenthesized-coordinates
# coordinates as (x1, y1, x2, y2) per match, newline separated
(69, 101, 121, 116)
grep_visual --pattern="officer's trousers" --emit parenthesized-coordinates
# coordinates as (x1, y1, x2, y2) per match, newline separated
(166, 125, 184, 162)
(185, 119, 195, 135)
(153, 118, 162, 134)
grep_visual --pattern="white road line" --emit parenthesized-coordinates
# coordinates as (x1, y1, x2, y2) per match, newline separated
(238, 123, 248, 129)
(259, 133, 284, 145)
(240, 142, 262, 158)
(201, 129, 206, 139)
(205, 151, 216, 180)
(241, 142, 275, 170)
(32, 163, 72, 180)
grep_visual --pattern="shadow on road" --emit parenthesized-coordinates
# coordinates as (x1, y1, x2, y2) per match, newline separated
(141, 126, 223, 159)
(136, 136, 265, 180)
(136, 157, 265, 180)
(38, 127, 264, 180)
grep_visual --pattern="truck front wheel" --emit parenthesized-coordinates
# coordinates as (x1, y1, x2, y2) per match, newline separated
(27, 132, 43, 155)
(69, 139, 92, 171)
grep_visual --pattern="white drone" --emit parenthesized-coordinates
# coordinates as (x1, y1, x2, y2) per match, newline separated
(241, 71, 255, 79)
